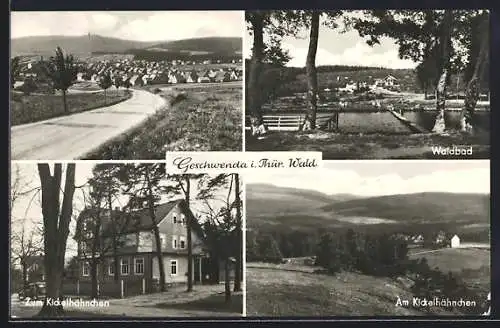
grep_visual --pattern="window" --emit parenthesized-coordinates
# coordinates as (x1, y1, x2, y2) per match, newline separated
(180, 236, 186, 249)
(134, 258, 144, 275)
(82, 262, 89, 276)
(120, 258, 129, 275)
(159, 233, 167, 250)
(173, 215, 177, 224)
(181, 214, 186, 225)
(108, 261, 115, 275)
(170, 260, 177, 275)
(172, 236, 178, 249)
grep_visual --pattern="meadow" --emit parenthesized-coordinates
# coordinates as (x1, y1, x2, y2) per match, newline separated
(10, 89, 132, 126)
(246, 246, 490, 317)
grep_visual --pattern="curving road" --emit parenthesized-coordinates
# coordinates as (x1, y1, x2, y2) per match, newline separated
(11, 89, 166, 160)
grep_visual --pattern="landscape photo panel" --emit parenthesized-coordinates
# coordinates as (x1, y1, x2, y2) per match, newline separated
(245, 160, 490, 316)
(10, 162, 243, 318)
(10, 11, 244, 160)
(245, 10, 490, 159)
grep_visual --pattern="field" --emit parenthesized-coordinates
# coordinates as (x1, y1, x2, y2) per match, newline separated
(10, 89, 132, 126)
(246, 130, 490, 160)
(246, 263, 422, 316)
(246, 247, 490, 317)
(84, 82, 242, 159)
(409, 247, 490, 275)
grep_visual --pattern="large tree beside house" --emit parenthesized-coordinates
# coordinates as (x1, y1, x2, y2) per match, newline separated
(36, 163, 76, 317)
(167, 174, 204, 292)
(75, 166, 134, 299)
(119, 163, 169, 292)
(42, 47, 78, 114)
(198, 173, 243, 301)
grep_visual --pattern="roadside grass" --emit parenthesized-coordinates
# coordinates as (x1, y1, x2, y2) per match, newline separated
(245, 130, 489, 159)
(10, 90, 132, 126)
(156, 293, 243, 314)
(84, 85, 242, 159)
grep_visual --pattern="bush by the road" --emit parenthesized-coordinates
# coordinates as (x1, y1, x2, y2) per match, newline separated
(11, 90, 132, 126)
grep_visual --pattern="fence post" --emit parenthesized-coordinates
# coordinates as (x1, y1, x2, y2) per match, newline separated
(120, 280, 124, 299)
(278, 116, 281, 129)
(142, 278, 146, 295)
(77, 280, 80, 295)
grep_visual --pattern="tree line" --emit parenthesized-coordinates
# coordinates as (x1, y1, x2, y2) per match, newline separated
(246, 10, 489, 135)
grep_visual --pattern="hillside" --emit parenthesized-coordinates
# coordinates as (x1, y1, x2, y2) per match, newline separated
(146, 37, 242, 55)
(246, 183, 359, 218)
(11, 35, 158, 57)
(247, 188, 490, 233)
(11, 35, 242, 60)
(322, 192, 490, 224)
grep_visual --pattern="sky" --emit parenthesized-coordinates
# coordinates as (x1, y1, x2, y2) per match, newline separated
(10, 162, 235, 263)
(243, 11, 417, 69)
(11, 11, 244, 41)
(244, 160, 490, 197)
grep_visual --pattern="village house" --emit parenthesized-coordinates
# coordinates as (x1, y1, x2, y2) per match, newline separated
(74, 199, 213, 293)
(450, 235, 460, 248)
(214, 71, 230, 83)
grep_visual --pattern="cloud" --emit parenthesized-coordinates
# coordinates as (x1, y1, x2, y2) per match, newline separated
(279, 40, 416, 69)
(11, 11, 244, 41)
(245, 164, 490, 197)
(113, 11, 243, 41)
(89, 13, 119, 31)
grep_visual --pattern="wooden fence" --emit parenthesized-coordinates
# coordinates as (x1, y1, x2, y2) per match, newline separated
(245, 112, 339, 132)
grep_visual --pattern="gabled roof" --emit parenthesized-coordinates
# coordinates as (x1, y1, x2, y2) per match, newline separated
(75, 199, 205, 240)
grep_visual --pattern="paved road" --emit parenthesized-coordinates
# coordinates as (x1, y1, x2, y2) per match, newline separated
(11, 89, 166, 160)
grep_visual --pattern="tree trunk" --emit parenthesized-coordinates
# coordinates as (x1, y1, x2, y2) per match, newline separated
(145, 170, 166, 292)
(186, 178, 193, 292)
(432, 11, 453, 134)
(302, 12, 320, 131)
(224, 257, 231, 303)
(62, 90, 68, 114)
(109, 196, 120, 283)
(233, 174, 242, 292)
(90, 261, 98, 299)
(22, 262, 28, 288)
(36, 164, 75, 317)
(461, 14, 489, 134)
(104, 89, 107, 105)
(248, 12, 267, 136)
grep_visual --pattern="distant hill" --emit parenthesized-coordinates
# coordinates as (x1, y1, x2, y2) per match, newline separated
(246, 183, 360, 218)
(11, 35, 158, 57)
(11, 35, 242, 60)
(247, 188, 490, 233)
(146, 37, 242, 55)
(322, 192, 490, 224)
